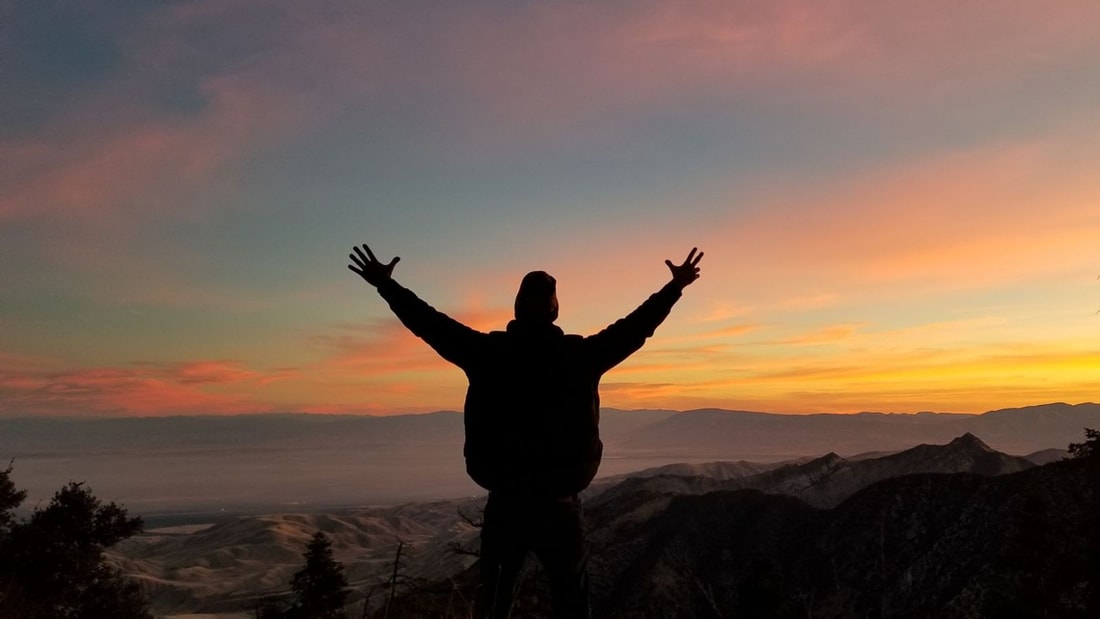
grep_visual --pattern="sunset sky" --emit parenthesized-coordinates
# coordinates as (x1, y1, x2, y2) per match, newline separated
(3, 1, 1098, 417)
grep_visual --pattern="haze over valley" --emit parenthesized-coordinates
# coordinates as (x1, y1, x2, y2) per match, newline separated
(3, 403, 1094, 516)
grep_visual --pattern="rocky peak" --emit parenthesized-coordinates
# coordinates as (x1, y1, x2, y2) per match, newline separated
(947, 432, 992, 452)
(814, 452, 846, 467)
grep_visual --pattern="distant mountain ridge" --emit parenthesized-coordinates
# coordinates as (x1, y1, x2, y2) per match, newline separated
(589, 432, 1036, 510)
(2, 403, 1095, 512)
(620, 401, 1100, 457)
(4, 402, 1095, 456)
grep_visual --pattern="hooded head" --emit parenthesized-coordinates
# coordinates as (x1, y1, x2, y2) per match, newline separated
(514, 271, 559, 324)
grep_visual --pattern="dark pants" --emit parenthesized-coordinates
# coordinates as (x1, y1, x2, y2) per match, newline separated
(476, 492, 591, 619)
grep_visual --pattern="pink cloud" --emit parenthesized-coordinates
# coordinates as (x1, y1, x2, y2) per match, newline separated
(0, 359, 298, 417)
(0, 1, 397, 285)
(312, 303, 514, 375)
(431, 0, 1100, 145)
(8, 0, 1099, 228)
(9, 0, 1096, 262)
(0, 73, 298, 224)
(307, 320, 457, 376)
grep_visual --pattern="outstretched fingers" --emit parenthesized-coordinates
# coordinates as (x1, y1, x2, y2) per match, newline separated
(348, 242, 400, 286)
(349, 254, 365, 272)
(682, 247, 703, 267)
(352, 245, 370, 266)
(665, 247, 703, 288)
(669, 248, 703, 269)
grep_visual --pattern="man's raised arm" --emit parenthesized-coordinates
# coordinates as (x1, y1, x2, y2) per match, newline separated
(585, 248, 704, 373)
(348, 243, 482, 369)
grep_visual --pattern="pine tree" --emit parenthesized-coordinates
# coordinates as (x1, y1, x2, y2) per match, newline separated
(0, 461, 26, 537)
(0, 467, 150, 618)
(1068, 428, 1100, 459)
(287, 531, 349, 619)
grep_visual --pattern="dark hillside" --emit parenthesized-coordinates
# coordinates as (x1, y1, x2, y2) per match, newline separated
(378, 455, 1099, 618)
(588, 456, 1100, 618)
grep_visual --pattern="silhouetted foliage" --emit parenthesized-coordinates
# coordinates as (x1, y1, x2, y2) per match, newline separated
(0, 466, 150, 618)
(1068, 427, 1100, 459)
(446, 506, 483, 559)
(253, 595, 289, 619)
(0, 461, 26, 537)
(287, 531, 349, 619)
(361, 537, 435, 619)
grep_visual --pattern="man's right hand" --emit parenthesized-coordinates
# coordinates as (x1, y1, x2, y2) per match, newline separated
(348, 243, 400, 287)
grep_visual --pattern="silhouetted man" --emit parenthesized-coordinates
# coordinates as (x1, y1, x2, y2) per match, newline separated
(348, 245, 703, 618)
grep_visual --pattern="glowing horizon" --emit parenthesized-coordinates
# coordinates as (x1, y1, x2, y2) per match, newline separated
(3, 1, 1099, 417)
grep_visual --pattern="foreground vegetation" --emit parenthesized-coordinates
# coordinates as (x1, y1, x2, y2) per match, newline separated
(0, 463, 151, 618)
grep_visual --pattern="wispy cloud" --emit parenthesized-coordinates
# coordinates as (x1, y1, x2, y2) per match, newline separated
(777, 324, 861, 346)
(704, 133, 1100, 308)
(307, 320, 463, 376)
(6, 1, 1100, 417)
(0, 359, 297, 417)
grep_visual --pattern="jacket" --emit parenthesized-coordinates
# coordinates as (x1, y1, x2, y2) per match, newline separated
(376, 278, 682, 495)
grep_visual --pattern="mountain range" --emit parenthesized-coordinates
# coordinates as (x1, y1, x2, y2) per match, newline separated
(587, 432, 1038, 510)
(5, 402, 1097, 458)
(618, 401, 1100, 458)
(102, 431, 1095, 617)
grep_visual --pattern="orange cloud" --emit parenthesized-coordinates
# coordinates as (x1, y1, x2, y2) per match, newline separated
(701, 132, 1100, 303)
(451, 307, 515, 333)
(684, 339, 1097, 412)
(777, 324, 861, 346)
(601, 382, 684, 401)
(669, 323, 760, 342)
(173, 360, 297, 386)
